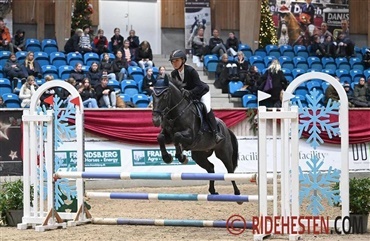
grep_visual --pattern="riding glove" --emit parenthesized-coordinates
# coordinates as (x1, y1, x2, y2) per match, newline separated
(181, 89, 192, 99)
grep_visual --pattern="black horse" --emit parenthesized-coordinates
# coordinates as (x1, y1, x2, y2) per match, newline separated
(151, 77, 240, 197)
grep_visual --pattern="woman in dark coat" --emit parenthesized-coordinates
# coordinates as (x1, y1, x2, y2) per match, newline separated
(86, 62, 102, 87)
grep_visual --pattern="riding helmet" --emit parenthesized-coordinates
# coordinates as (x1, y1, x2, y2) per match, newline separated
(169, 49, 187, 62)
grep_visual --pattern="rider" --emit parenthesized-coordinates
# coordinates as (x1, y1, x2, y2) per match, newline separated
(169, 49, 224, 144)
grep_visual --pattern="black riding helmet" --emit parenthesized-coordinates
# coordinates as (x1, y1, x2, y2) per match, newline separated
(169, 49, 187, 63)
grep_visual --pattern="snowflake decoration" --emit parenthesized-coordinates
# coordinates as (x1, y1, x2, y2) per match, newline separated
(297, 88, 340, 149)
(299, 155, 341, 215)
(54, 155, 77, 209)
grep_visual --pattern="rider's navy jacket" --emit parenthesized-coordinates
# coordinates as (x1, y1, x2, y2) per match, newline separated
(171, 64, 209, 100)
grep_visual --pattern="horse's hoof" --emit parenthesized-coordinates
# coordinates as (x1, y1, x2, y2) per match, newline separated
(209, 192, 219, 195)
(237, 201, 243, 205)
(163, 154, 173, 164)
(180, 156, 188, 165)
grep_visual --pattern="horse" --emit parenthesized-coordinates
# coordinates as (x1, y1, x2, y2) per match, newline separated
(151, 77, 241, 199)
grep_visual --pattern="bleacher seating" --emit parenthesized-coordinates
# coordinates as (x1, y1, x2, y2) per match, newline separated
(350, 57, 364, 71)
(120, 93, 131, 103)
(307, 56, 323, 71)
(59, 65, 74, 79)
(279, 45, 295, 59)
(264, 56, 276, 67)
(132, 94, 150, 108)
(321, 57, 336, 71)
(336, 69, 351, 83)
(84, 52, 100, 66)
(108, 79, 121, 92)
(41, 39, 58, 55)
(121, 80, 139, 97)
(0, 65, 3, 78)
(249, 56, 264, 71)
(204, 55, 218, 74)
(16, 51, 27, 64)
(67, 52, 83, 67)
(25, 39, 42, 52)
(34, 52, 50, 67)
(350, 69, 364, 83)
(0, 51, 11, 67)
(253, 49, 267, 58)
(128, 66, 144, 83)
(335, 57, 351, 71)
(292, 68, 305, 78)
(0, 78, 12, 96)
(238, 44, 253, 58)
(42, 65, 58, 79)
(228, 81, 247, 97)
(242, 94, 257, 108)
(50, 52, 67, 68)
(279, 56, 294, 69)
(265, 44, 280, 58)
(2, 93, 20, 108)
(281, 68, 293, 83)
(293, 56, 308, 71)
(294, 45, 308, 58)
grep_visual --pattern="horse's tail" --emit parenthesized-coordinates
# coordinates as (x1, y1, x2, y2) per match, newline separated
(228, 129, 238, 172)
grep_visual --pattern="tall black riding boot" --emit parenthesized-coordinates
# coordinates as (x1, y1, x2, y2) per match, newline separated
(207, 110, 225, 144)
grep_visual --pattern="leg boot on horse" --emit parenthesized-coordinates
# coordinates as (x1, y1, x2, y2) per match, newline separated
(207, 110, 225, 144)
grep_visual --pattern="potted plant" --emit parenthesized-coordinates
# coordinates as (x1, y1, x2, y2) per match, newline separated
(332, 177, 370, 233)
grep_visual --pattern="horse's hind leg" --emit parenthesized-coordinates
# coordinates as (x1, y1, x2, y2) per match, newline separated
(175, 144, 188, 164)
(214, 149, 240, 196)
(192, 151, 218, 195)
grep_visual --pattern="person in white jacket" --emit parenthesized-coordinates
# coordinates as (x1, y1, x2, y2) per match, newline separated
(19, 75, 38, 108)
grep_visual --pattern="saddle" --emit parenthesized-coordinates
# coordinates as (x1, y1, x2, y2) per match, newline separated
(193, 100, 211, 133)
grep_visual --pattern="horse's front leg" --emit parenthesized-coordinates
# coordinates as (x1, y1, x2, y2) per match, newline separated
(157, 131, 173, 164)
(174, 143, 188, 164)
(173, 129, 192, 164)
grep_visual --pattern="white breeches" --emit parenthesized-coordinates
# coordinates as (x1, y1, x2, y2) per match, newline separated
(200, 91, 211, 113)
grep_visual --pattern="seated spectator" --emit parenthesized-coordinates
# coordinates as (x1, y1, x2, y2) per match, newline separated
(335, 32, 354, 58)
(325, 76, 340, 105)
(352, 77, 370, 107)
(64, 28, 83, 53)
(78, 25, 96, 54)
(113, 50, 128, 81)
(13, 29, 25, 53)
(69, 62, 85, 85)
(4, 53, 26, 89)
(122, 40, 137, 66)
(319, 22, 332, 43)
(225, 32, 239, 57)
(236, 51, 249, 82)
(214, 53, 232, 92)
(343, 82, 355, 108)
(86, 62, 102, 87)
(209, 29, 227, 57)
(0, 18, 14, 53)
(99, 53, 116, 81)
(136, 40, 153, 70)
(310, 35, 325, 57)
(322, 35, 336, 58)
(340, 19, 350, 38)
(127, 29, 140, 54)
(93, 29, 109, 55)
(156, 66, 167, 80)
(111, 27, 124, 54)
(40, 75, 59, 108)
(95, 75, 116, 108)
(142, 68, 156, 96)
(363, 48, 370, 70)
(22, 52, 42, 79)
(19, 76, 38, 108)
(192, 27, 208, 62)
(78, 78, 98, 108)
(0, 96, 5, 108)
(241, 65, 260, 94)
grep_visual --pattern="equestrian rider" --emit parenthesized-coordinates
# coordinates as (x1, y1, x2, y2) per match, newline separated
(169, 49, 224, 144)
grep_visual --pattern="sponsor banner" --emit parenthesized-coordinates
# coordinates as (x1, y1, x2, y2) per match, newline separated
(185, 0, 210, 8)
(56, 150, 121, 168)
(132, 149, 196, 166)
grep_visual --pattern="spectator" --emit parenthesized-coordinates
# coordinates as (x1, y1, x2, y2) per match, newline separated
(0, 96, 5, 108)
(214, 53, 231, 92)
(127, 29, 140, 53)
(192, 27, 208, 62)
(343, 82, 355, 108)
(69, 62, 85, 85)
(95, 75, 117, 108)
(111, 27, 124, 54)
(301, 0, 315, 26)
(322, 35, 336, 58)
(64, 29, 83, 53)
(13, 29, 25, 52)
(156, 66, 167, 80)
(136, 40, 153, 70)
(363, 48, 370, 70)
(319, 22, 332, 43)
(335, 32, 354, 58)
(122, 40, 137, 66)
(0, 18, 13, 53)
(19, 76, 38, 108)
(340, 19, 350, 38)
(141, 68, 156, 96)
(86, 62, 102, 87)
(40, 75, 59, 108)
(208, 29, 227, 57)
(352, 77, 370, 107)
(325, 76, 340, 105)
(225, 32, 239, 57)
(112, 50, 128, 81)
(79, 25, 96, 54)
(93, 29, 109, 55)
(236, 51, 249, 82)
(78, 78, 98, 108)
(22, 52, 42, 79)
(99, 53, 116, 80)
(4, 53, 26, 89)
(241, 65, 260, 94)
(258, 59, 288, 107)
(310, 35, 325, 57)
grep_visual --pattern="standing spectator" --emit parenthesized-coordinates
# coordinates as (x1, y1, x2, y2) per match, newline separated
(86, 62, 102, 87)
(258, 60, 288, 107)
(208, 29, 226, 57)
(363, 48, 370, 70)
(319, 22, 332, 43)
(0, 18, 13, 53)
(0, 96, 5, 108)
(79, 25, 95, 54)
(95, 75, 117, 108)
(141, 68, 156, 96)
(192, 27, 208, 62)
(13, 29, 25, 53)
(352, 77, 370, 107)
(127, 29, 140, 53)
(19, 76, 38, 108)
(78, 78, 98, 108)
(64, 29, 83, 53)
(99, 53, 116, 80)
(112, 50, 128, 81)
(4, 53, 25, 88)
(22, 52, 42, 79)
(322, 35, 336, 58)
(340, 19, 350, 38)
(325, 76, 340, 105)
(111, 27, 124, 53)
(136, 41, 153, 70)
(236, 51, 249, 83)
(93, 29, 109, 55)
(69, 62, 85, 85)
(225, 32, 239, 57)
(122, 40, 137, 66)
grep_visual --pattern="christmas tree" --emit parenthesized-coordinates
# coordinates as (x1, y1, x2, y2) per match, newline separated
(258, 0, 278, 48)
(71, 0, 93, 32)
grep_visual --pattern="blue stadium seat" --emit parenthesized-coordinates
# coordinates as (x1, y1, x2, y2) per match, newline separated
(108, 79, 121, 92)
(84, 52, 100, 66)
(81, 65, 89, 73)
(291, 95, 307, 107)
(254, 49, 267, 58)
(294, 45, 308, 58)
(42, 65, 58, 79)
(0, 65, 3, 78)
(294, 82, 308, 97)
(349, 57, 364, 71)
(321, 57, 336, 71)
(228, 81, 247, 97)
(15, 51, 27, 64)
(121, 80, 139, 97)
(293, 56, 308, 71)
(132, 94, 150, 108)
(242, 94, 257, 108)
(321, 82, 330, 93)
(34, 51, 50, 67)
(204, 55, 218, 73)
(281, 68, 294, 83)
(50, 52, 67, 68)
(41, 39, 58, 55)
(292, 68, 306, 79)
(265, 44, 280, 58)
(0, 51, 11, 67)
(307, 56, 322, 71)
(361, 47, 369, 55)
(36, 79, 45, 86)
(335, 57, 350, 71)
(350, 69, 364, 83)
(249, 56, 265, 71)
(58, 65, 74, 80)
(120, 93, 131, 103)
(335, 69, 351, 83)
(321, 69, 335, 76)
(264, 56, 276, 67)
(13, 78, 22, 94)
(67, 52, 83, 67)
(128, 66, 144, 83)
(238, 44, 253, 58)
(279, 56, 294, 69)
(2, 93, 20, 108)
(0, 78, 12, 96)
(279, 45, 295, 59)
(364, 69, 370, 80)
(25, 38, 42, 52)
(351, 82, 359, 91)
(306, 80, 322, 92)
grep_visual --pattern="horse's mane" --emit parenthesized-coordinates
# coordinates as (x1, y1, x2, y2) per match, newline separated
(168, 76, 185, 91)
